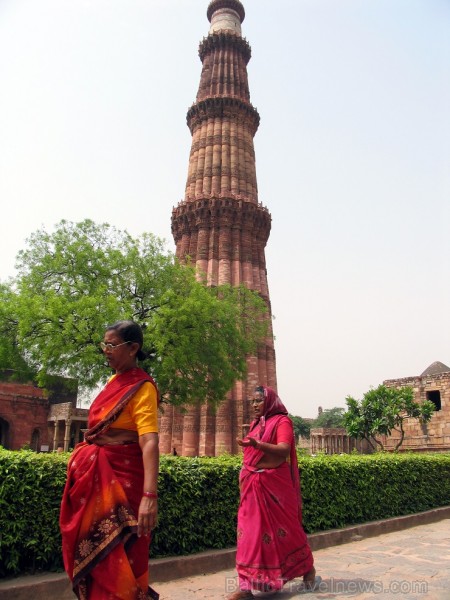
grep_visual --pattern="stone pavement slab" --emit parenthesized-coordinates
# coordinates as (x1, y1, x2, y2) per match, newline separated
(1, 508, 449, 600)
(153, 519, 450, 600)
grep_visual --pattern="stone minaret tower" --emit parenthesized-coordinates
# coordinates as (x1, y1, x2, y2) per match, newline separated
(159, 0, 276, 456)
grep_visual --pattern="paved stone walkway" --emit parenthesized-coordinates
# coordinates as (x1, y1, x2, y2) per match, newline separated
(1, 514, 449, 600)
(152, 519, 450, 599)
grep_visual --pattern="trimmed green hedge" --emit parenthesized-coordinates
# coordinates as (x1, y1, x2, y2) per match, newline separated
(152, 455, 241, 557)
(1, 449, 449, 577)
(299, 453, 450, 531)
(0, 449, 68, 577)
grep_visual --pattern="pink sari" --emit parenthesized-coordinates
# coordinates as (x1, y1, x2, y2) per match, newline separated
(236, 388, 314, 592)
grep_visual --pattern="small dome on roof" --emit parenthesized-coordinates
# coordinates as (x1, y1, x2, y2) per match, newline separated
(420, 361, 450, 377)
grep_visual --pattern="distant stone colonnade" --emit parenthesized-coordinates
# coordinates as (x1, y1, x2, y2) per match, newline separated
(309, 427, 372, 455)
(48, 403, 87, 451)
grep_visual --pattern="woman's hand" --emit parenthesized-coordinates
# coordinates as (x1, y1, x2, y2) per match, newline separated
(236, 436, 258, 448)
(236, 436, 290, 459)
(137, 495, 158, 537)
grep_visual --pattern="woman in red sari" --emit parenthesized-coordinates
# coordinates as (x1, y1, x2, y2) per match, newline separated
(60, 321, 160, 600)
(229, 386, 321, 600)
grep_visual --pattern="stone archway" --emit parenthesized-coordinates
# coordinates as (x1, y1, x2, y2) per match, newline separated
(31, 428, 40, 451)
(0, 417, 10, 449)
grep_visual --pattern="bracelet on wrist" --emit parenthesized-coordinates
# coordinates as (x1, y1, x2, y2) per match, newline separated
(143, 491, 158, 499)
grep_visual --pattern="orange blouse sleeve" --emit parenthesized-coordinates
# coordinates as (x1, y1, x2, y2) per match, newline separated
(110, 381, 159, 435)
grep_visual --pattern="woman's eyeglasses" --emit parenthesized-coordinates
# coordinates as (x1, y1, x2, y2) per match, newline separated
(100, 341, 130, 352)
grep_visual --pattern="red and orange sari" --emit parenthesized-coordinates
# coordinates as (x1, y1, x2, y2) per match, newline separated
(60, 368, 159, 600)
(236, 391, 314, 592)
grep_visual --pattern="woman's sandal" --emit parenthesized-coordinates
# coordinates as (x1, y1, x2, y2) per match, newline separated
(301, 567, 322, 593)
(303, 575, 322, 592)
(227, 591, 254, 600)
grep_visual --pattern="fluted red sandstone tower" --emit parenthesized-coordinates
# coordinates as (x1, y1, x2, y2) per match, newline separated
(159, 0, 276, 456)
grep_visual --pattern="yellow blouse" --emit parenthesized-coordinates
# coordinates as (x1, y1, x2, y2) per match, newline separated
(108, 378, 159, 436)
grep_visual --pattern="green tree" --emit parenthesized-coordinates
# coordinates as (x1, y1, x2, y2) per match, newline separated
(0, 284, 36, 382)
(312, 407, 346, 428)
(344, 384, 435, 451)
(289, 414, 311, 440)
(0, 219, 269, 408)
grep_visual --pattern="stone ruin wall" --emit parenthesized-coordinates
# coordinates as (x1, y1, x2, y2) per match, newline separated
(383, 373, 450, 451)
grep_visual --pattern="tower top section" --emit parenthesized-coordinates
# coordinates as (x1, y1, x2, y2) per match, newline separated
(207, 0, 245, 36)
(181, 0, 261, 204)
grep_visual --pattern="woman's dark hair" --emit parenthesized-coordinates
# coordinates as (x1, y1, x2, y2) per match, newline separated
(106, 320, 147, 361)
(255, 386, 265, 394)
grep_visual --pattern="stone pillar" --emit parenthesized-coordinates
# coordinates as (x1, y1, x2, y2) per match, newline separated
(64, 421, 71, 452)
(182, 406, 200, 457)
(53, 421, 59, 451)
(215, 395, 234, 455)
(159, 405, 175, 455)
(199, 404, 216, 456)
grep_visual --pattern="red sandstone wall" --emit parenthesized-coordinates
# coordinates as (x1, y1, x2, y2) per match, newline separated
(0, 382, 50, 450)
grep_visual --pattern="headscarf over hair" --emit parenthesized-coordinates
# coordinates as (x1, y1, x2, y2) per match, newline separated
(255, 385, 288, 437)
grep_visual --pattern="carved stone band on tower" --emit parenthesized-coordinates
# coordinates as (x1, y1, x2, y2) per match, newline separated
(160, 0, 277, 457)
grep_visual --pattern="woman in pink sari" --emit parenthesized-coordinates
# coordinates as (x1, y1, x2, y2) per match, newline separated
(229, 386, 321, 599)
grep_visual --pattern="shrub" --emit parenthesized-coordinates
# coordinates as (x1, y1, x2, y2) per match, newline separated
(152, 454, 241, 556)
(0, 449, 68, 577)
(0, 449, 449, 577)
(299, 452, 450, 531)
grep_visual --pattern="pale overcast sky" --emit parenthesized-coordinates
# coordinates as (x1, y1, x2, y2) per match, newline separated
(1, 0, 449, 417)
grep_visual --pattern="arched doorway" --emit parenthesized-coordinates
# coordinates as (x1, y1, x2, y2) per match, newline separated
(0, 417, 10, 449)
(31, 428, 41, 452)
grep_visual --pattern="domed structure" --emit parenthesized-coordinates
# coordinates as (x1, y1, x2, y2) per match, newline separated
(383, 361, 450, 452)
(420, 361, 450, 377)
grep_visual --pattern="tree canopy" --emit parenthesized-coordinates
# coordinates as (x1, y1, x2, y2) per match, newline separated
(311, 406, 346, 429)
(289, 414, 312, 440)
(0, 219, 269, 408)
(344, 384, 435, 451)
(0, 284, 36, 382)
